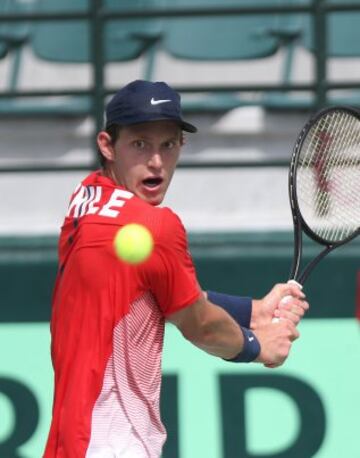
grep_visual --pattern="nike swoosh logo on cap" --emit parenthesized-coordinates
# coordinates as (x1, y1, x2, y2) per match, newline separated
(150, 97, 171, 105)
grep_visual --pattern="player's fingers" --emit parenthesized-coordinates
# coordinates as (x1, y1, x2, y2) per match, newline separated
(281, 320, 299, 340)
(301, 299, 310, 312)
(277, 309, 301, 325)
(272, 283, 296, 300)
(279, 297, 309, 320)
(270, 285, 300, 313)
(277, 321, 299, 343)
(280, 299, 309, 316)
(288, 323, 300, 341)
(285, 283, 306, 299)
(264, 362, 281, 369)
(281, 308, 306, 326)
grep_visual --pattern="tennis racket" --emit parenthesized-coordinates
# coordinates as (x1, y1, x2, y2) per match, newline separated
(277, 106, 360, 312)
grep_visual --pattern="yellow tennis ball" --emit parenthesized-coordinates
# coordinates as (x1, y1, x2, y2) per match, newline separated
(114, 223, 154, 265)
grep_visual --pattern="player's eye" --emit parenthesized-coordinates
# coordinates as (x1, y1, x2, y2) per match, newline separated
(133, 140, 146, 149)
(163, 140, 177, 150)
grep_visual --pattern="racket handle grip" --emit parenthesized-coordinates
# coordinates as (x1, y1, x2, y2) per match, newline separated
(272, 279, 303, 323)
(287, 279, 303, 289)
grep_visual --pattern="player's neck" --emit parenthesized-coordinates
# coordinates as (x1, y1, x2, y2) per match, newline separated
(102, 165, 120, 187)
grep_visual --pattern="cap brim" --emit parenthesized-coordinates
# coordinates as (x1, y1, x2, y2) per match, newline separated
(181, 120, 197, 133)
(106, 115, 197, 133)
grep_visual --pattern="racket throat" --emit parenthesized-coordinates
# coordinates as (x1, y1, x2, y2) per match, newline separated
(298, 244, 333, 285)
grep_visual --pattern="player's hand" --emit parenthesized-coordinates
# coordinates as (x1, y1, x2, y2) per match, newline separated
(254, 319, 299, 368)
(273, 294, 309, 325)
(251, 283, 308, 329)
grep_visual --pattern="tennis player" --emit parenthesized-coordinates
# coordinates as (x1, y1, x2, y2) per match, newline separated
(43, 80, 308, 458)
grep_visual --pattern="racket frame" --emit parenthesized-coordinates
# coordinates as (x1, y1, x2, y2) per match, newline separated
(288, 105, 360, 284)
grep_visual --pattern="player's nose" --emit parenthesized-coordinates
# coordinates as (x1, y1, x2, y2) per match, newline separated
(148, 152, 163, 169)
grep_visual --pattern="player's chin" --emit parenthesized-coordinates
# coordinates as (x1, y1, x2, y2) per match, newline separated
(138, 188, 166, 206)
(138, 181, 169, 206)
(146, 195, 164, 206)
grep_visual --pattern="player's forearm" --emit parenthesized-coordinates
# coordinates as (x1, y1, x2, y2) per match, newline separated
(171, 298, 244, 359)
(169, 295, 260, 362)
(186, 304, 244, 359)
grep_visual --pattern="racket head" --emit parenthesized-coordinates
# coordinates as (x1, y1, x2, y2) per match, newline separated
(289, 106, 360, 249)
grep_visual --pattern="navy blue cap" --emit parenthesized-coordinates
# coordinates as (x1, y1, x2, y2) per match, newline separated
(105, 80, 197, 133)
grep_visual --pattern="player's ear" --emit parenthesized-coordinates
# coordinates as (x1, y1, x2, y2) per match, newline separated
(97, 131, 115, 162)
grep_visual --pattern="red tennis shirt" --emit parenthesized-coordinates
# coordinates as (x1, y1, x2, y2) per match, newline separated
(43, 171, 201, 458)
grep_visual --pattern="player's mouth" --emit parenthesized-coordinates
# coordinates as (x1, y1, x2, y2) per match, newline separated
(141, 176, 164, 192)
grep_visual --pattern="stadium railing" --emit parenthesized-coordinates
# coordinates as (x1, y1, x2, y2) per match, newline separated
(0, 0, 360, 171)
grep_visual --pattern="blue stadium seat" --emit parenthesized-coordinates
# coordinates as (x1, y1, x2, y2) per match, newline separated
(301, 0, 360, 57)
(0, 0, 35, 88)
(32, 0, 163, 65)
(0, 0, 40, 115)
(163, 0, 306, 111)
(299, 0, 360, 106)
(164, 0, 280, 61)
(3, 0, 164, 116)
(16, 0, 165, 116)
(0, 0, 10, 58)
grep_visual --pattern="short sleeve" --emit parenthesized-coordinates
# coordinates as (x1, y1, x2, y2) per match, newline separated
(140, 209, 201, 316)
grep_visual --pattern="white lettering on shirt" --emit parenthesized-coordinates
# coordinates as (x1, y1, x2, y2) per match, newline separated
(98, 189, 134, 218)
(67, 186, 133, 219)
(79, 186, 95, 217)
(87, 186, 102, 215)
(67, 185, 88, 218)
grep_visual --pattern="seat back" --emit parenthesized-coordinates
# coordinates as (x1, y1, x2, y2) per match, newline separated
(0, 0, 34, 58)
(302, 7, 360, 57)
(32, 0, 163, 63)
(163, 0, 283, 60)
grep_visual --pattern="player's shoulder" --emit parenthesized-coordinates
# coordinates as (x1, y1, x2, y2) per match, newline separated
(127, 199, 185, 239)
(155, 207, 188, 248)
(158, 207, 185, 231)
(145, 203, 181, 223)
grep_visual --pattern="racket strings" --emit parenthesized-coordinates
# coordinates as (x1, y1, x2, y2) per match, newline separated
(315, 114, 356, 238)
(305, 113, 358, 239)
(310, 114, 358, 235)
(297, 110, 360, 243)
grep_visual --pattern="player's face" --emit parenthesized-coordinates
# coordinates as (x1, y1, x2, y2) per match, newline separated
(102, 121, 182, 206)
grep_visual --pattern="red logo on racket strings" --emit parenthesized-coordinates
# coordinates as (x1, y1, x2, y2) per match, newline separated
(313, 131, 333, 217)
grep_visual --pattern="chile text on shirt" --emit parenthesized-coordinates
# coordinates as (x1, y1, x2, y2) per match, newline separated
(67, 185, 134, 219)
